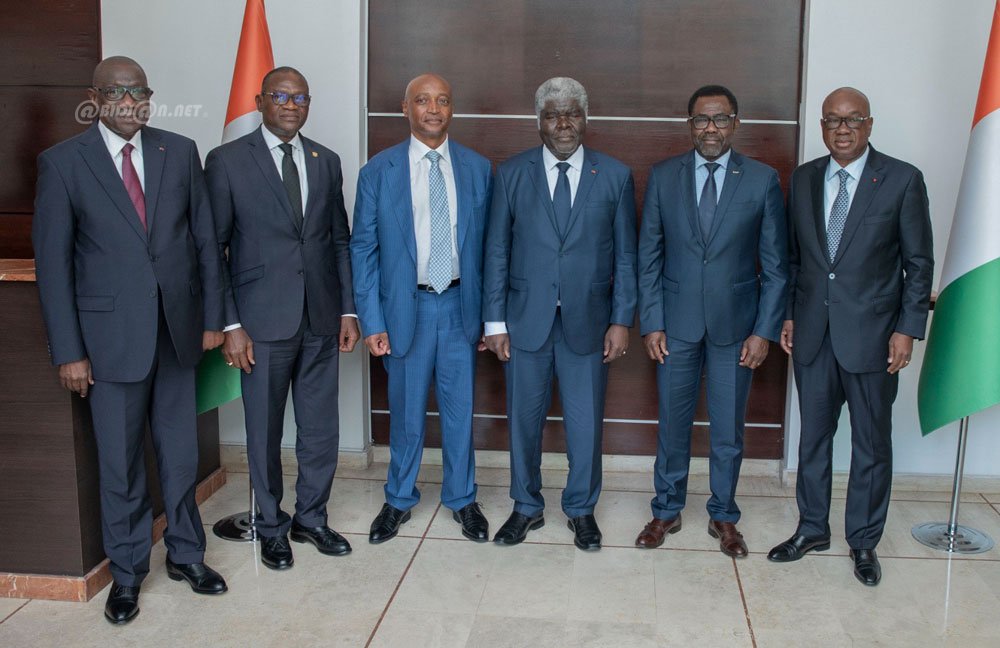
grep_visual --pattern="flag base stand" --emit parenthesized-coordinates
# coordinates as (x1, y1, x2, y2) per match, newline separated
(911, 416, 995, 554)
(213, 477, 260, 542)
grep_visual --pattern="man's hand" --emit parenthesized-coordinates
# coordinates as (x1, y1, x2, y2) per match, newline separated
(222, 327, 255, 374)
(59, 358, 94, 397)
(643, 331, 669, 364)
(887, 332, 914, 374)
(339, 317, 360, 353)
(365, 332, 392, 357)
(779, 320, 794, 355)
(484, 333, 511, 361)
(739, 334, 769, 369)
(203, 330, 224, 351)
(603, 324, 629, 364)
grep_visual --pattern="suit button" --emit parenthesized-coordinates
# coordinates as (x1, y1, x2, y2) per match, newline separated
(703, 259, 708, 265)
(824, 299, 829, 306)
(297, 270, 304, 275)
(829, 272, 836, 279)
(150, 255, 159, 262)
(149, 289, 156, 298)
(300, 239, 305, 245)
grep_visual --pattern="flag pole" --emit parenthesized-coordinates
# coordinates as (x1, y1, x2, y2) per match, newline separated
(213, 476, 259, 542)
(911, 416, 994, 553)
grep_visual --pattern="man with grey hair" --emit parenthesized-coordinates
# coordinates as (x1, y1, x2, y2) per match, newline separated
(483, 77, 637, 551)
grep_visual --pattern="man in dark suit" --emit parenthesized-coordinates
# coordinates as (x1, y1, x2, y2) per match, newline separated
(351, 74, 492, 544)
(33, 56, 228, 625)
(635, 85, 788, 557)
(768, 87, 933, 586)
(483, 77, 637, 551)
(206, 66, 359, 570)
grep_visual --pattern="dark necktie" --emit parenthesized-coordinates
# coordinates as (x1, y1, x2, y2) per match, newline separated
(278, 142, 304, 230)
(827, 168, 851, 262)
(699, 162, 719, 242)
(121, 143, 146, 230)
(553, 161, 571, 237)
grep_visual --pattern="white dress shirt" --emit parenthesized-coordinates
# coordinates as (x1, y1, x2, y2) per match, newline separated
(261, 125, 309, 212)
(693, 148, 731, 204)
(823, 146, 870, 227)
(409, 135, 460, 285)
(98, 121, 144, 191)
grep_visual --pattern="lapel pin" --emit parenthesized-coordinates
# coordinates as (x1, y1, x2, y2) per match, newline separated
(732, 170, 740, 174)
(158, 146, 165, 151)
(591, 169, 597, 174)
(312, 151, 319, 158)
(872, 177, 878, 182)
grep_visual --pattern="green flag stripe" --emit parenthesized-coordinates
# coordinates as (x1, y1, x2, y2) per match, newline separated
(918, 257, 1000, 434)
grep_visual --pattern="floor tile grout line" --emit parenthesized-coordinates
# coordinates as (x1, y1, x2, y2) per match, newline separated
(363, 501, 441, 648)
(731, 558, 758, 648)
(0, 599, 31, 625)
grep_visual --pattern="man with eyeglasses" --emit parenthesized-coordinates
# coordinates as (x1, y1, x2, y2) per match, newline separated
(33, 56, 228, 625)
(205, 66, 359, 571)
(768, 87, 933, 586)
(635, 85, 788, 557)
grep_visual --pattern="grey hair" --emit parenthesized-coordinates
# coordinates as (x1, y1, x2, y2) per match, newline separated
(534, 77, 589, 119)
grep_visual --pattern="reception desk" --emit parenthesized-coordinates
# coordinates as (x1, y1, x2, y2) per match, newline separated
(0, 260, 226, 601)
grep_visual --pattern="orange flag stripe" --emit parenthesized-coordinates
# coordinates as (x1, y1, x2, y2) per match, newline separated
(974, 0, 1000, 127)
(224, 0, 275, 126)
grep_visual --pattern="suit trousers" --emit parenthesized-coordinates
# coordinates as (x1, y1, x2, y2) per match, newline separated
(88, 306, 205, 587)
(241, 310, 341, 537)
(507, 311, 608, 518)
(383, 288, 477, 512)
(651, 335, 751, 523)
(793, 328, 897, 549)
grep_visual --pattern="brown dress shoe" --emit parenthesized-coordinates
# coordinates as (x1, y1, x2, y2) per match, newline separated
(635, 515, 682, 548)
(708, 520, 748, 558)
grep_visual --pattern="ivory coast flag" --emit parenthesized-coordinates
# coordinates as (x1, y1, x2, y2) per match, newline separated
(918, 1, 1000, 434)
(221, 0, 274, 143)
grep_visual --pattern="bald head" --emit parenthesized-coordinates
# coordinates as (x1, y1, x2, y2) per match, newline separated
(88, 56, 151, 140)
(821, 86, 873, 166)
(822, 87, 870, 115)
(93, 56, 146, 88)
(402, 73, 453, 148)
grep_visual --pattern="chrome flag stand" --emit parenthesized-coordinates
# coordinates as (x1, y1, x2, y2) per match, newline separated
(912, 416, 994, 553)
(212, 477, 260, 542)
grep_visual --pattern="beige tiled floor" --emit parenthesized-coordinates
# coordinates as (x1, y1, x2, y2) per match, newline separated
(2, 462, 999, 648)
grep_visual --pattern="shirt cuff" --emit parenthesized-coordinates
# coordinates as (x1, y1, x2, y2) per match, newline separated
(342, 313, 358, 318)
(484, 321, 508, 336)
(223, 323, 242, 332)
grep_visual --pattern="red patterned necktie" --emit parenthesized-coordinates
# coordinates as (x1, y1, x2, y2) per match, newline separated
(121, 143, 146, 230)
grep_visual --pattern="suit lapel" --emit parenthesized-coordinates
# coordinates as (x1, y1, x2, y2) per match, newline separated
(301, 135, 321, 226)
(832, 150, 885, 267)
(141, 129, 165, 238)
(451, 143, 472, 254)
(680, 153, 701, 245)
(77, 124, 147, 243)
(529, 148, 560, 237)
(809, 160, 828, 266)
(388, 145, 417, 264)
(248, 129, 300, 233)
(564, 149, 597, 240)
(706, 151, 745, 246)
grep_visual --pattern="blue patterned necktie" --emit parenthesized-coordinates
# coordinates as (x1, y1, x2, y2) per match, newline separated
(698, 162, 719, 242)
(553, 161, 572, 237)
(425, 150, 452, 293)
(827, 168, 851, 262)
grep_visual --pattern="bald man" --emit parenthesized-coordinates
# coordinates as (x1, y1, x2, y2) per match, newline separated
(33, 57, 228, 625)
(351, 74, 493, 543)
(768, 88, 933, 586)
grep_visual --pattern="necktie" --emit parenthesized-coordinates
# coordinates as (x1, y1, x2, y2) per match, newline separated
(278, 143, 304, 230)
(827, 168, 851, 262)
(121, 143, 146, 230)
(425, 150, 452, 293)
(698, 162, 719, 242)
(553, 161, 571, 237)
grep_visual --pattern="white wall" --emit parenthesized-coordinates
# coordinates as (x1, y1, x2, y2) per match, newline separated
(787, 0, 1000, 475)
(101, 0, 369, 453)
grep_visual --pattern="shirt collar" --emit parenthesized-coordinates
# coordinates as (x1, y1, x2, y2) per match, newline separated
(542, 143, 585, 172)
(98, 121, 143, 157)
(693, 148, 731, 170)
(260, 124, 303, 153)
(826, 145, 870, 182)
(409, 135, 451, 165)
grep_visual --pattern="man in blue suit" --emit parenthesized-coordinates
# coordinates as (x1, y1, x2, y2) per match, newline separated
(635, 85, 788, 556)
(483, 77, 637, 551)
(351, 74, 493, 543)
(206, 67, 359, 570)
(33, 56, 228, 625)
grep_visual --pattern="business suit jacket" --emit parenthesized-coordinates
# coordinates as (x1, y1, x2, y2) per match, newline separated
(483, 146, 637, 355)
(33, 123, 223, 382)
(205, 128, 354, 341)
(787, 146, 934, 373)
(638, 149, 788, 345)
(351, 139, 493, 357)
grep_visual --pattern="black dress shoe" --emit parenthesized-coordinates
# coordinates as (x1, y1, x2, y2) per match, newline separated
(567, 514, 602, 551)
(261, 534, 294, 570)
(453, 502, 489, 542)
(104, 583, 140, 625)
(165, 559, 228, 595)
(493, 511, 544, 546)
(767, 534, 831, 562)
(290, 520, 352, 555)
(851, 549, 881, 586)
(369, 503, 411, 544)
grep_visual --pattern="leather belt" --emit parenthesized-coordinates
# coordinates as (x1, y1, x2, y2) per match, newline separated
(416, 278, 460, 293)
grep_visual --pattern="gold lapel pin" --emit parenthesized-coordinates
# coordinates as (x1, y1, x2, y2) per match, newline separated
(312, 151, 319, 158)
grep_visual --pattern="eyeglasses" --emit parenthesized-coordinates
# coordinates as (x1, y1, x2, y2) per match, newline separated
(93, 86, 154, 102)
(264, 92, 311, 107)
(821, 116, 871, 130)
(689, 113, 736, 130)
